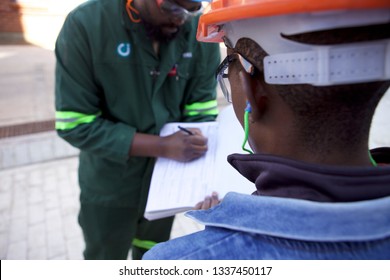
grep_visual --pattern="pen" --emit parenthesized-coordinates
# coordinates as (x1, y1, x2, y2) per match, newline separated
(178, 125, 194, 135)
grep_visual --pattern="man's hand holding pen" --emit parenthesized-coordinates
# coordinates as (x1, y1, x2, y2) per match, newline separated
(178, 125, 194, 135)
(161, 126, 208, 162)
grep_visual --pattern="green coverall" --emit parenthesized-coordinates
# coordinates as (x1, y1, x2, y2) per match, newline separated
(54, 0, 220, 259)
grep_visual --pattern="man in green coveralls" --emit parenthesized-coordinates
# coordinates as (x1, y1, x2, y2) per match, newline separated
(54, 0, 220, 259)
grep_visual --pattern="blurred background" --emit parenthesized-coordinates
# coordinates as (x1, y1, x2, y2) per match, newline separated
(0, 0, 87, 50)
(0, 0, 227, 260)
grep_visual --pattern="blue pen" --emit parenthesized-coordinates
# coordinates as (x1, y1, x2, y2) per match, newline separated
(178, 125, 193, 135)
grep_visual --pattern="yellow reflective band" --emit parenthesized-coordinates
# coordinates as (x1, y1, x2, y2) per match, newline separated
(132, 238, 157, 250)
(55, 111, 101, 130)
(184, 100, 218, 116)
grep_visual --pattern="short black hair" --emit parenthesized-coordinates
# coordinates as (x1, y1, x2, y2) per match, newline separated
(234, 22, 390, 156)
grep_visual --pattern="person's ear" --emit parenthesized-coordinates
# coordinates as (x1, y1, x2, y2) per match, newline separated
(245, 75, 267, 123)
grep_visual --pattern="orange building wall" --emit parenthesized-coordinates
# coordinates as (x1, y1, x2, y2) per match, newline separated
(0, 0, 24, 33)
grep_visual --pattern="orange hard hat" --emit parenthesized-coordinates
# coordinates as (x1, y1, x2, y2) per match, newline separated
(197, 0, 390, 42)
(197, 0, 390, 86)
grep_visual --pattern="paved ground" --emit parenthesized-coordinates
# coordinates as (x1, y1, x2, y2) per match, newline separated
(0, 44, 224, 260)
(0, 43, 389, 260)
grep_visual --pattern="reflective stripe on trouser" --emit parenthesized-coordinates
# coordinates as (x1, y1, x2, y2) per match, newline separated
(55, 111, 101, 130)
(184, 100, 218, 117)
(79, 204, 174, 260)
(132, 238, 157, 250)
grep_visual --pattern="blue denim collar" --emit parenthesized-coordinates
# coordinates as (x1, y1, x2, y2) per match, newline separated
(186, 192, 390, 242)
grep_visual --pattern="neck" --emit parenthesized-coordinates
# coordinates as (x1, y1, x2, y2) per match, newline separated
(152, 40, 160, 55)
(255, 126, 373, 166)
(250, 96, 373, 167)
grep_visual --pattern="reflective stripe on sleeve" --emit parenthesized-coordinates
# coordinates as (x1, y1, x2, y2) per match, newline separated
(184, 100, 218, 117)
(132, 238, 157, 250)
(55, 111, 101, 130)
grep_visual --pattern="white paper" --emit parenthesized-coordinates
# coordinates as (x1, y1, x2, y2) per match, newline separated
(144, 105, 255, 220)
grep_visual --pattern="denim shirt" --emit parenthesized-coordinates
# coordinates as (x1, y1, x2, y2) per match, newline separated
(143, 152, 390, 260)
(144, 193, 390, 259)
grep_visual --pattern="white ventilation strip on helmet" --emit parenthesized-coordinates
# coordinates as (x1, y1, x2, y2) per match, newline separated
(264, 40, 390, 86)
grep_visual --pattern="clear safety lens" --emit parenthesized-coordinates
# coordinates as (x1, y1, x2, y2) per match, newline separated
(160, 0, 203, 21)
(216, 53, 256, 103)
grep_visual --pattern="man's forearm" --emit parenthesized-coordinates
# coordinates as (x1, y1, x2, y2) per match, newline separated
(129, 133, 166, 158)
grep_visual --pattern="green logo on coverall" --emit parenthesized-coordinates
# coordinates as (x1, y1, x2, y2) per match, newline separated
(117, 43, 131, 57)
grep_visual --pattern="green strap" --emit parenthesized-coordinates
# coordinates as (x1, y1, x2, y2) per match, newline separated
(55, 111, 101, 130)
(242, 109, 253, 154)
(184, 100, 218, 117)
(369, 151, 377, 167)
(132, 238, 157, 250)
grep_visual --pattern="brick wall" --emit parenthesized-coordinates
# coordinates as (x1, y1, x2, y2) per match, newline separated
(0, 0, 24, 33)
(0, 0, 85, 48)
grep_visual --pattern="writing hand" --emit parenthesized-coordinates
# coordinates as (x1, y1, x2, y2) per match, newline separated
(162, 128, 208, 162)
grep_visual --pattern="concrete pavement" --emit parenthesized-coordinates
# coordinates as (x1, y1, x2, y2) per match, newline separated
(0, 43, 389, 260)
(0, 44, 213, 260)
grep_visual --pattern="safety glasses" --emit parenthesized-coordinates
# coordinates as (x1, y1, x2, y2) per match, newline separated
(216, 52, 257, 103)
(157, 0, 204, 22)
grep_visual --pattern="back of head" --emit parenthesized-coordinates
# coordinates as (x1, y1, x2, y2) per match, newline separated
(198, 0, 390, 155)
